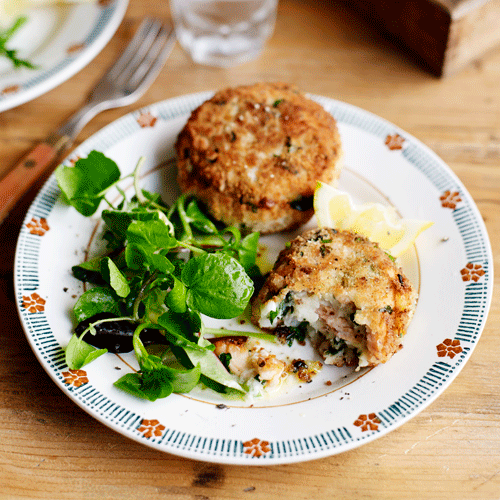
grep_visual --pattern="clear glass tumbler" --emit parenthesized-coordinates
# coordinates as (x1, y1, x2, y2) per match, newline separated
(170, 0, 278, 67)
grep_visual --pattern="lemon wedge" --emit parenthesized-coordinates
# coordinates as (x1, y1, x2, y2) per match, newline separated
(314, 182, 433, 257)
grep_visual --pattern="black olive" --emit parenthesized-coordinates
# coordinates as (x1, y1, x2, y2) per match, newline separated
(290, 196, 313, 212)
(75, 313, 168, 353)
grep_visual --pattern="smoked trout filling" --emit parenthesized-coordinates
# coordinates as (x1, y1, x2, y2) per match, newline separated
(260, 290, 371, 368)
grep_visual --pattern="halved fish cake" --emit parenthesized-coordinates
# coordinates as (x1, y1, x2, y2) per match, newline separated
(251, 228, 418, 368)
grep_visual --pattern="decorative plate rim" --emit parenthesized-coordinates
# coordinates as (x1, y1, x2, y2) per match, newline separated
(14, 92, 494, 464)
(0, 0, 128, 112)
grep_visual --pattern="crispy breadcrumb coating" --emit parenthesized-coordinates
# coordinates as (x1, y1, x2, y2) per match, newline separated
(251, 228, 418, 367)
(176, 82, 343, 234)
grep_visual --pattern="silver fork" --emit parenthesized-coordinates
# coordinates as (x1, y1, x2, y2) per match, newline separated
(0, 18, 176, 224)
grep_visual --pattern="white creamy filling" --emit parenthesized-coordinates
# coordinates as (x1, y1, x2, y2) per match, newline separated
(259, 291, 366, 366)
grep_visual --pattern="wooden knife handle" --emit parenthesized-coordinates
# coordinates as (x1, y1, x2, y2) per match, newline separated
(0, 135, 68, 224)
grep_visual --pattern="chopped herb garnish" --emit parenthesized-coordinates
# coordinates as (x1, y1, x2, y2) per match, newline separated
(379, 305, 393, 314)
(277, 321, 308, 347)
(218, 353, 232, 371)
(0, 17, 38, 70)
(385, 252, 396, 262)
(269, 310, 279, 324)
(273, 99, 283, 107)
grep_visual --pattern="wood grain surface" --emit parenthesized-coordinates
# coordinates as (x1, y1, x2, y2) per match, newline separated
(1, 0, 499, 498)
(344, 0, 500, 77)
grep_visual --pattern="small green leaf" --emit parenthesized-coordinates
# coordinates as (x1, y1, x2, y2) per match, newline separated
(182, 253, 253, 319)
(113, 373, 146, 398)
(157, 311, 203, 348)
(72, 255, 106, 284)
(183, 345, 244, 392)
(143, 287, 168, 324)
(100, 257, 130, 298)
(185, 198, 218, 234)
(149, 253, 175, 274)
(102, 209, 170, 241)
(65, 333, 107, 369)
(219, 352, 232, 371)
(55, 151, 121, 216)
(165, 277, 187, 313)
(113, 324, 202, 401)
(238, 231, 260, 271)
(139, 369, 174, 401)
(114, 363, 201, 401)
(73, 286, 121, 322)
(126, 220, 177, 251)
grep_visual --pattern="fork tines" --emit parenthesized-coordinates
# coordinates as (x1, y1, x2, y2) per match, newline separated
(105, 18, 175, 94)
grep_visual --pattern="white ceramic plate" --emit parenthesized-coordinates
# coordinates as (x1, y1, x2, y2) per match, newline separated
(15, 92, 493, 464)
(0, 0, 128, 112)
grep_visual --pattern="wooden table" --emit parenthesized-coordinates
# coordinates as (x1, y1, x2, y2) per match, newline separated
(1, 0, 499, 498)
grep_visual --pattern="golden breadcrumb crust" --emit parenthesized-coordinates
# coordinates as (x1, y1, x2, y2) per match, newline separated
(251, 228, 418, 366)
(175, 82, 343, 234)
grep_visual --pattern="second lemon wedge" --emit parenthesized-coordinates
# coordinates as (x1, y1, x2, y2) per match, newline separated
(313, 182, 433, 257)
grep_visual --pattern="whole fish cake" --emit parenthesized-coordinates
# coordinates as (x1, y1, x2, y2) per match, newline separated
(175, 82, 343, 234)
(251, 228, 418, 368)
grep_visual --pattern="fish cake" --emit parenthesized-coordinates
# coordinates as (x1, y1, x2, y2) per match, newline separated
(251, 228, 418, 368)
(175, 82, 343, 234)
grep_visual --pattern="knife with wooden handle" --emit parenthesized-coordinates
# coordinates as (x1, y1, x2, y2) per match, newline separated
(0, 133, 70, 223)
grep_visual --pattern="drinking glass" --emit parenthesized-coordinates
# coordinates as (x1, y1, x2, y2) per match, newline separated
(170, 0, 278, 67)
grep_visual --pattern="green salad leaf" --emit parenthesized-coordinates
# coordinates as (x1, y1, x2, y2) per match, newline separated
(59, 152, 264, 402)
(65, 333, 107, 370)
(73, 286, 121, 323)
(113, 324, 201, 401)
(55, 151, 121, 216)
(182, 253, 254, 319)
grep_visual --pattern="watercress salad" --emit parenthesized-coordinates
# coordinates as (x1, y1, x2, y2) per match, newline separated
(55, 151, 274, 402)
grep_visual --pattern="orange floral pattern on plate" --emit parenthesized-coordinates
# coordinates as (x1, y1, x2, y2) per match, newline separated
(385, 134, 405, 150)
(22, 292, 46, 313)
(440, 190, 462, 209)
(2, 84, 20, 95)
(67, 43, 86, 54)
(243, 438, 271, 457)
(62, 369, 89, 387)
(69, 155, 81, 166)
(26, 217, 50, 235)
(354, 413, 381, 432)
(138, 419, 165, 438)
(137, 111, 157, 128)
(460, 262, 485, 282)
(437, 339, 462, 359)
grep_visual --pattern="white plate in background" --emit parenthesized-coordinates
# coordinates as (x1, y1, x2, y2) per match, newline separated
(0, 0, 128, 112)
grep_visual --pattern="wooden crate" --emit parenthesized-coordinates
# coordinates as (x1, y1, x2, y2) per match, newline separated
(344, 0, 500, 76)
